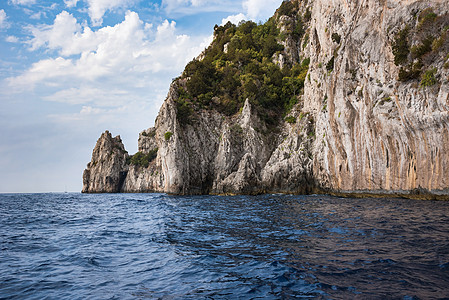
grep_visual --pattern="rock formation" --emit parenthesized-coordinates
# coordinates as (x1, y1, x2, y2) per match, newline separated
(83, 0, 449, 199)
(82, 131, 129, 193)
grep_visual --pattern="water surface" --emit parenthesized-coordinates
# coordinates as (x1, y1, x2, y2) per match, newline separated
(1, 193, 449, 299)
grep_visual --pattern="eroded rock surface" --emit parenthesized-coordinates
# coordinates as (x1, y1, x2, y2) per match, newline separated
(83, 0, 449, 199)
(82, 131, 129, 193)
(304, 0, 449, 197)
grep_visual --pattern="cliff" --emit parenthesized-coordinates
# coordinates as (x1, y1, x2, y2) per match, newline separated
(83, 0, 449, 199)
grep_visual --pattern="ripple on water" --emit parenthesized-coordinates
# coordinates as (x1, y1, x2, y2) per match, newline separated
(1, 193, 449, 299)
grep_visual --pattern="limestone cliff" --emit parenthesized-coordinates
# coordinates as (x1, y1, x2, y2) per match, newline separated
(82, 131, 129, 193)
(83, 0, 449, 199)
(304, 0, 449, 198)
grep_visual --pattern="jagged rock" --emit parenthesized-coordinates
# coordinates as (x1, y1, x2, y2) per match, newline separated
(82, 131, 129, 193)
(261, 110, 315, 194)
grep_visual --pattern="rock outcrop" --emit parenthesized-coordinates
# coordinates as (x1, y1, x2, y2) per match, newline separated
(82, 131, 129, 193)
(83, 0, 449, 199)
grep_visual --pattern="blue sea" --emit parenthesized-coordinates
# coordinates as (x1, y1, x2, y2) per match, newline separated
(1, 193, 449, 299)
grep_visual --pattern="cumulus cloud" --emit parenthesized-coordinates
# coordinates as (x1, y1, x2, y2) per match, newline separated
(6, 36, 19, 43)
(10, 10, 211, 108)
(243, 0, 282, 20)
(0, 9, 9, 29)
(85, 0, 134, 26)
(220, 0, 281, 27)
(221, 13, 246, 25)
(28, 11, 93, 55)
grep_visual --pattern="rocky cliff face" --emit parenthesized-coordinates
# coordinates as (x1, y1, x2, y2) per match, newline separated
(304, 0, 449, 198)
(121, 82, 315, 195)
(83, 0, 449, 199)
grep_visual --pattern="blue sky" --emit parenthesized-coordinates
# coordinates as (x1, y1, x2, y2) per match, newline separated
(0, 0, 283, 193)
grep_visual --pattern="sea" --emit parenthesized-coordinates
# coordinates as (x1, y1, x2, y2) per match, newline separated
(1, 193, 449, 299)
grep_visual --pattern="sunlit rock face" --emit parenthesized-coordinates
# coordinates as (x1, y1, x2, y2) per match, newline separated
(304, 0, 449, 197)
(82, 131, 129, 193)
(83, 0, 449, 199)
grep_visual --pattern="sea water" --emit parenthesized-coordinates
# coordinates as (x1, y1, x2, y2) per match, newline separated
(1, 193, 448, 299)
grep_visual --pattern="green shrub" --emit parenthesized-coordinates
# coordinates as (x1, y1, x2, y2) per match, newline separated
(302, 32, 309, 49)
(411, 36, 434, 58)
(174, 8, 316, 129)
(292, 18, 305, 39)
(277, 0, 295, 17)
(392, 27, 410, 65)
(432, 35, 445, 51)
(175, 98, 193, 124)
(418, 8, 437, 29)
(262, 35, 284, 57)
(303, 8, 311, 22)
(230, 124, 243, 135)
(420, 68, 437, 87)
(331, 33, 341, 44)
(285, 116, 296, 124)
(398, 61, 422, 81)
(326, 56, 334, 72)
(302, 57, 310, 67)
(164, 131, 173, 141)
(141, 130, 156, 138)
(129, 148, 158, 168)
(377, 96, 392, 106)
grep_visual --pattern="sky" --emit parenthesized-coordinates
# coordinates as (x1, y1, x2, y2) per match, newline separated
(0, 0, 283, 193)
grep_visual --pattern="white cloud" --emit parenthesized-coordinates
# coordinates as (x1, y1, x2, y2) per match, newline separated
(85, 0, 134, 26)
(0, 9, 9, 29)
(10, 10, 211, 106)
(30, 11, 45, 20)
(6, 35, 19, 43)
(221, 13, 246, 25)
(10, 0, 36, 5)
(243, 0, 282, 20)
(64, 0, 79, 8)
(43, 86, 130, 106)
(28, 11, 87, 55)
(220, 0, 281, 27)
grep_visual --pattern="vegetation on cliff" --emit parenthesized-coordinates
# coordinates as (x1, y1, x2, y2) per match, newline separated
(394, 8, 449, 86)
(175, 0, 311, 125)
(127, 149, 158, 168)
